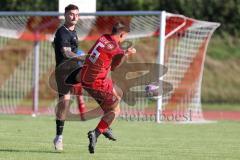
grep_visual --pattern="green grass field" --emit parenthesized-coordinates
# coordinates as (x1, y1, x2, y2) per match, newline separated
(0, 115, 239, 160)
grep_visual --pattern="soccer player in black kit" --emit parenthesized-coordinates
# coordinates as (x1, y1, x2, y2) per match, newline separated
(53, 4, 86, 151)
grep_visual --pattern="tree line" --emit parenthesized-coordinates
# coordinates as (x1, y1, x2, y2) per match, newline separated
(97, 0, 240, 36)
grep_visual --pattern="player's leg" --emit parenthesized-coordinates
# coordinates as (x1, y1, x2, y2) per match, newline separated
(100, 103, 120, 141)
(99, 84, 122, 125)
(100, 84, 122, 126)
(76, 95, 86, 120)
(87, 84, 122, 153)
(88, 98, 120, 153)
(73, 83, 86, 120)
(54, 93, 71, 151)
(98, 85, 122, 139)
(53, 64, 78, 151)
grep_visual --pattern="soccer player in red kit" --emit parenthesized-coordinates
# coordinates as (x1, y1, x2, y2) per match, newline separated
(79, 22, 136, 153)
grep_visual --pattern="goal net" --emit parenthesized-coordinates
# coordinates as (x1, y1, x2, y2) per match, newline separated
(0, 11, 219, 122)
(159, 13, 220, 122)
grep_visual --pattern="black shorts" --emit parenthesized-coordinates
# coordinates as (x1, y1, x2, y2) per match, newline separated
(55, 67, 81, 98)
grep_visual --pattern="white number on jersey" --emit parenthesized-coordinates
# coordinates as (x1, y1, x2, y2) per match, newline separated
(89, 42, 105, 63)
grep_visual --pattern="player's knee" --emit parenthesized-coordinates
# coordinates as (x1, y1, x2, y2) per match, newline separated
(113, 106, 120, 116)
(113, 85, 123, 99)
(102, 101, 118, 111)
(104, 107, 120, 119)
(63, 94, 71, 100)
(110, 103, 120, 115)
(113, 97, 121, 106)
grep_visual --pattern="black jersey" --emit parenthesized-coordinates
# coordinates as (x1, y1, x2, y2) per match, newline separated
(53, 25, 78, 67)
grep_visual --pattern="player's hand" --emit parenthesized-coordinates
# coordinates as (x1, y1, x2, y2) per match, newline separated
(126, 47, 136, 55)
(77, 54, 87, 61)
(75, 50, 87, 61)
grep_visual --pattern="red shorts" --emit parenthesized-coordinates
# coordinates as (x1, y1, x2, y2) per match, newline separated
(82, 79, 118, 107)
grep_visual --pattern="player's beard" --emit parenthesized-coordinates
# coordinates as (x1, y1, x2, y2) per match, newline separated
(65, 19, 78, 27)
(71, 20, 78, 25)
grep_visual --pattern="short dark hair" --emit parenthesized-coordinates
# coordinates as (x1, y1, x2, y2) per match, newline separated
(65, 4, 79, 13)
(112, 22, 130, 35)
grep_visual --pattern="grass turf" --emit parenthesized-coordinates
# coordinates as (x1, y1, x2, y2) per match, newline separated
(0, 115, 239, 160)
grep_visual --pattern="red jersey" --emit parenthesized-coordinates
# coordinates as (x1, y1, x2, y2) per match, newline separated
(80, 34, 124, 90)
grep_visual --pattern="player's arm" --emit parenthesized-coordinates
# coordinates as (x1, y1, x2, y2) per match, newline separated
(111, 47, 136, 71)
(61, 47, 87, 61)
(56, 29, 86, 62)
(111, 54, 126, 71)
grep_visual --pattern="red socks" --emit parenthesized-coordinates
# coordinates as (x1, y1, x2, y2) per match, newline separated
(78, 102, 86, 113)
(96, 119, 109, 133)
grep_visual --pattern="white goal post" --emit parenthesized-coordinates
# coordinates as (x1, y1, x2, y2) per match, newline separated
(0, 11, 220, 122)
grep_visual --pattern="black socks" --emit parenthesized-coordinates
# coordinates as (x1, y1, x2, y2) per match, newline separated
(56, 120, 65, 136)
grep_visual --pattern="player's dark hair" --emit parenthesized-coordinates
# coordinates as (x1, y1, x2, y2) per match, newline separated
(112, 22, 130, 35)
(65, 4, 79, 13)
